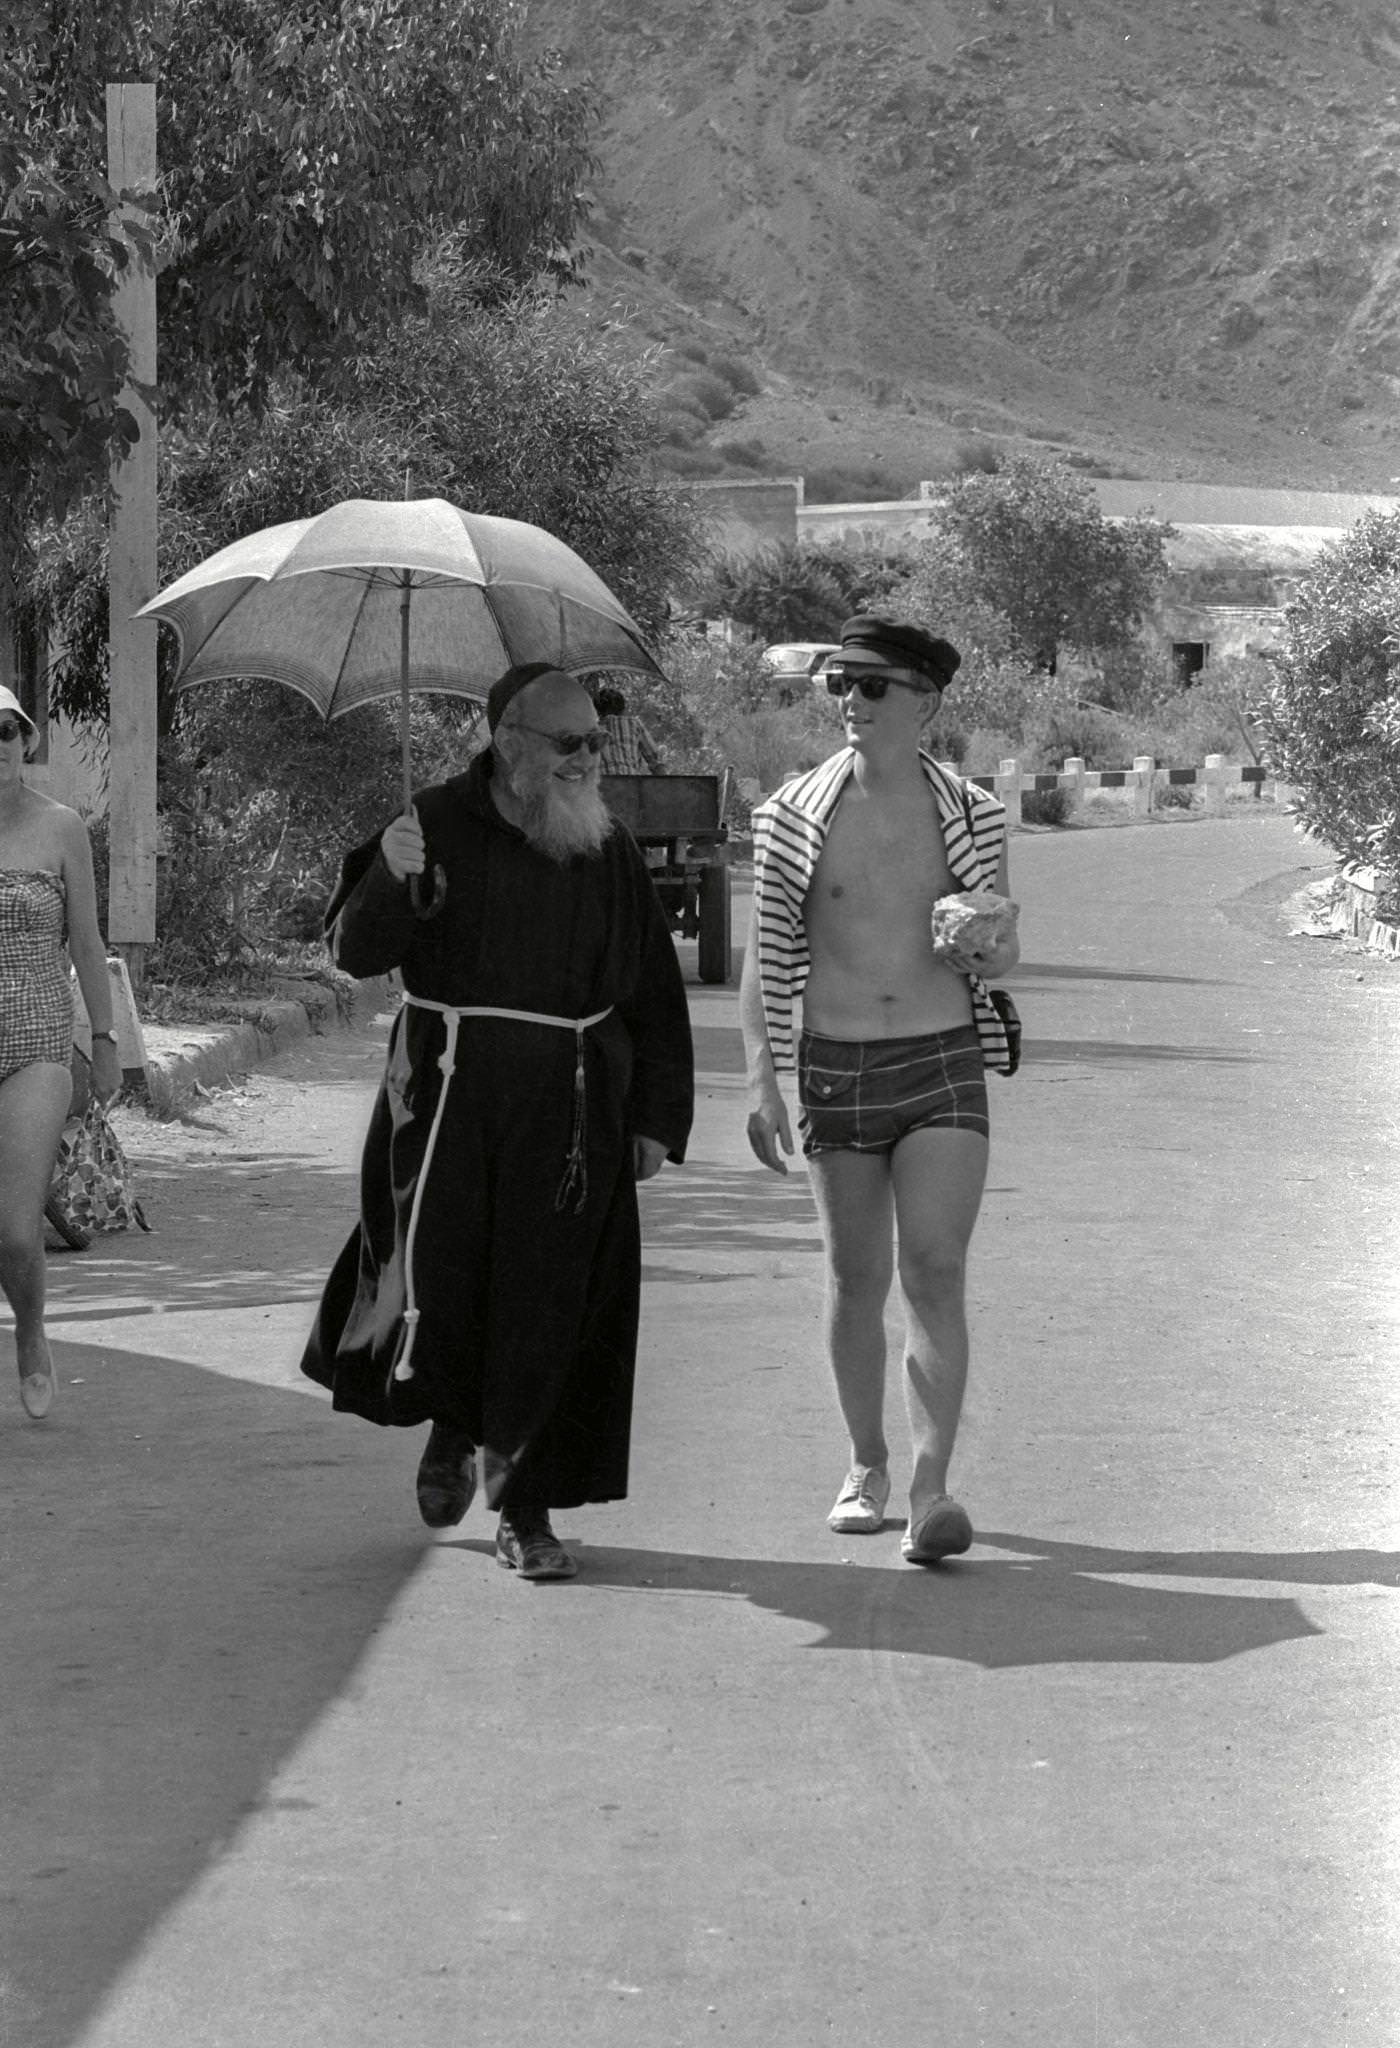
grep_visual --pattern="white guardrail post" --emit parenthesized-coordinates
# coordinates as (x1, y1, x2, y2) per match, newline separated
(1061, 756, 1087, 812)
(997, 756, 1023, 827)
(1132, 756, 1155, 818)
(1203, 754, 1226, 815)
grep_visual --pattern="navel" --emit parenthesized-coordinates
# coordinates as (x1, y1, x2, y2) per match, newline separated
(829, 884, 845, 898)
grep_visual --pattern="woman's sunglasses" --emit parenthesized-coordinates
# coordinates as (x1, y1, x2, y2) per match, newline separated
(0, 717, 29, 744)
(504, 719, 608, 757)
(823, 665, 933, 701)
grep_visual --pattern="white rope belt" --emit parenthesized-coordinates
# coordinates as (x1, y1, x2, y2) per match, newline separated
(390, 995, 613, 1388)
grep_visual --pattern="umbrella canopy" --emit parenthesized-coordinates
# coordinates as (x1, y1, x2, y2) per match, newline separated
(137, 497, 663, 818)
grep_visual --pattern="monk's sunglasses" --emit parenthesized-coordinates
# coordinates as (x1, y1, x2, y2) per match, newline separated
(505, 721, 608, 756)
(823, 666, 934, 700)
(0, 718, 29, 743)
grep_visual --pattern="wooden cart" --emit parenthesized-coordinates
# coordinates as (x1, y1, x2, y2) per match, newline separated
(603, 771, 735, 984)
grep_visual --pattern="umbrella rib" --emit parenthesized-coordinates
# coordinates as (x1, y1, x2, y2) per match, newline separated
(330, 565, 398, 706)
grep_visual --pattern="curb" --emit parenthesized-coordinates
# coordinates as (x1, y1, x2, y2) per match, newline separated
(1340, 866, 1400, 960)
(139, 976, 395, 1113)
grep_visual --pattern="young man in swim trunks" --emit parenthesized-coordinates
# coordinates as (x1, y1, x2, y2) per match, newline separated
(739, 616, 1020, 1563)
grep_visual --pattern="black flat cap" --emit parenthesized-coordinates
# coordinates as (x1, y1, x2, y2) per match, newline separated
(837, 615, 961, 690)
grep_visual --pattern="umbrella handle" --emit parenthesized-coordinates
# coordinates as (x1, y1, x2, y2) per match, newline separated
(410, 865, 446, 920)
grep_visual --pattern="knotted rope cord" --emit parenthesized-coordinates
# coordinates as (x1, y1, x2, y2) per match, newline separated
(390, 995, 613, 1389)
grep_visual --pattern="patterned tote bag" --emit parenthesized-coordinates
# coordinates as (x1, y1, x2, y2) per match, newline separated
(47, 1098, 151, 1247)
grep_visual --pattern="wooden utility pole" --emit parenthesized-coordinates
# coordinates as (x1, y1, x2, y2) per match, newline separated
(105, 83, 159, 988)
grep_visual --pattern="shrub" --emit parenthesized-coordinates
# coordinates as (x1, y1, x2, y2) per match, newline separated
(664, 370, 736, 422)
(804, 461, 911, 503)
(803, 538, 919, 614)
(145, 682, 485, 983)
(1021, 786, 1073, 827)
(1257, 511, 1400, 891)
(951, 434, 1001, 476)
(714, 437, 767, 468)
(690, 541, 848, 642)
(708, 353, 762, 397)
(658, 409, 709, 447)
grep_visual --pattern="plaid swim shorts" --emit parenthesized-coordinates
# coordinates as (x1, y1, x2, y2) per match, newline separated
(796, 1024, 989, 1156)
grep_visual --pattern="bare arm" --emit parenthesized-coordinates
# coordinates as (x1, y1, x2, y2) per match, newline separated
(59, 808, 122, 1100)
(739, 916, 793, 1174)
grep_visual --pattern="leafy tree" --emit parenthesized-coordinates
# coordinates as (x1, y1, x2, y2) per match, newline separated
(357, 254, 702, 643)
(886, 539, 1024, 666)
(0, 5, 151, 659)
(1257, 512, 1400, 901)
(18, 0, 596, 409)
(932, 455, 1170, 672)
(3, 0, 596, 646)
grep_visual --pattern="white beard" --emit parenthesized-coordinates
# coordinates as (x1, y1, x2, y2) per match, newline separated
(517, 771, 614, 862)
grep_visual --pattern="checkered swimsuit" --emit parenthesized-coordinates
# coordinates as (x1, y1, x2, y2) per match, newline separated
(797, 1025, 989, 1154)
(0, 870, 73, 1082)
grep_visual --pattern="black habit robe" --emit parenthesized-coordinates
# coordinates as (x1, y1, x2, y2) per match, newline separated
(300, 752, 694, 1509)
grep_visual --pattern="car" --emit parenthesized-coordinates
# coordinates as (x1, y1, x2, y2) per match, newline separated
(760, 641, 840, 701)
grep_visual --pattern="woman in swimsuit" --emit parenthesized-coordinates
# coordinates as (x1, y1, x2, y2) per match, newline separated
(0, 687, 121, 1419)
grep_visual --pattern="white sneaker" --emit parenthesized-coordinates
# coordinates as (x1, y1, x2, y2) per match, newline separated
(827, 1465, 891, 1533)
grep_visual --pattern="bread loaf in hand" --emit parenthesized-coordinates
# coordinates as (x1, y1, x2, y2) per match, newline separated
(930, 890, 1019, 962)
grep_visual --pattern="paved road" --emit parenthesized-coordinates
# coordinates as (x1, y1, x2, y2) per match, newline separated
(3, 814, 1397, 2048)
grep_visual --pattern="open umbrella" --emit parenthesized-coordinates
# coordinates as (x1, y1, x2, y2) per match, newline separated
(136, 496, 663, 816)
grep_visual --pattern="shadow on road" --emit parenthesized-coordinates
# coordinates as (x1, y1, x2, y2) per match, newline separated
(1025, 1038, 1270, 1065)
(42, 1151, 360, 1319)
(0, 1341, 423, 2048)
(443, 1534, 1374, 1670)
(976, 1530, 1400, 1587)
(639, 1159, 820, 1259)
(1013, 961, 1236, 986)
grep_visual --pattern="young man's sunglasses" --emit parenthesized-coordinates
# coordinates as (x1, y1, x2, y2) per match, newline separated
(504, 719, 608, 757)
(823, 664, 935, 701)
(0, 717, 29, 744)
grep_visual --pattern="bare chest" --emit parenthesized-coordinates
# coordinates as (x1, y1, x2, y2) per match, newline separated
(809, 789, 955, 922)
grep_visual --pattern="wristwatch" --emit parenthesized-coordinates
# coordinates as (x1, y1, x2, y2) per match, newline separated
(91, 1030, 119, 1043)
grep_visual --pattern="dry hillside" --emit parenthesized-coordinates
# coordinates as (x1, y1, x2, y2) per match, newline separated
(528, 0, 1400, 492)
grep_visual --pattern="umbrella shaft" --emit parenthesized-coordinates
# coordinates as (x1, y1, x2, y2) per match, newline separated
(400, 577, 413, 816)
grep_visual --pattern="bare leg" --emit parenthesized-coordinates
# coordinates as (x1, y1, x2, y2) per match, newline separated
(0, 1063, 74, 1399)
(807, 1149, 895, 1469)
(890, 1128, 988, 1513)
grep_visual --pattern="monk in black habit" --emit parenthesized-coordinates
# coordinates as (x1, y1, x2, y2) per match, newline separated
(302, 665, 694, 1580)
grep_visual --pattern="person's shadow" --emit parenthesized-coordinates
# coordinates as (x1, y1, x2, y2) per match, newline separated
(452, 1530, 1395, 1669)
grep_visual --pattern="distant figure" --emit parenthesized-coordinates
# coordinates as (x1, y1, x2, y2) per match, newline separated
(595, 683, 663, 776)
(0, 686, 121, 1422)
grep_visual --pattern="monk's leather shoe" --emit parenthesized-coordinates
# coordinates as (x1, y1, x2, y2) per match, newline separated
(416, 1423, 477, 1528)
(496, 1509, 578, 1580)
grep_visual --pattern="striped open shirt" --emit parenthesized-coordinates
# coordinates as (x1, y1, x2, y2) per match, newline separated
(750, 747, 1015, 1075)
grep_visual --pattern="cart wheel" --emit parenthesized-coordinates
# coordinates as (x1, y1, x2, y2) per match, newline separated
(697, 865, 732, 984)
(45, 1198, 92, 1252)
